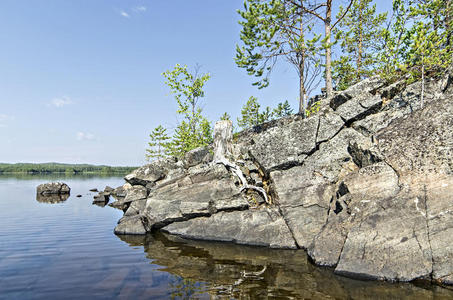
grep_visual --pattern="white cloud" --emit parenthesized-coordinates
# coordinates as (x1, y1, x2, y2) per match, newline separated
(76, 132, 95, 141)
(49, 97, 73, 108)
(120, 11, 130, 18)
(133, 6, 147, 12)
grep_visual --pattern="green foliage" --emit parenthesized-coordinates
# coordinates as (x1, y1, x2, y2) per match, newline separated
(237, 96, 262, 129)
(0, 163, 135, 175)
(146, 64, 213, 160)
(333, 0, 388, 90)
(237, 96, 293, 129)
(236, 0, 322, 113)
(404, 1, 452, 82)
(220, 112, 231, 121)
(162, 64, 211, 115)
(272, 100, 293, 118)
(378, 0, 452, 82)
(305, 101, 321, 117)
(146, 125, 171, 161)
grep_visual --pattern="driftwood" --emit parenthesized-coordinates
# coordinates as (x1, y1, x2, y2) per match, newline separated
(213, 120, 270, 204)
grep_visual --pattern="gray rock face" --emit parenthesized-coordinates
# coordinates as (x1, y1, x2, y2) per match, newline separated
(124, 158, 179, 186)
(112, 69, 453, 285)
(163, 208, 297, 249)
(249, 115, 318, 172)
(37, 182, 70, 195)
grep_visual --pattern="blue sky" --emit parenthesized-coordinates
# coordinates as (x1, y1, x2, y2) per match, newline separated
(0, 0, 392, 166)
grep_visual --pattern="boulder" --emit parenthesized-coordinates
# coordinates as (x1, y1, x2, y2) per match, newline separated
(109, 185, 147, 211)
(182, 146, 212, 168)
(124, 158, 179, 186)
(92, 192, 110, 206)
(104, 186, 114, 194)
(36, 182, 70, 195)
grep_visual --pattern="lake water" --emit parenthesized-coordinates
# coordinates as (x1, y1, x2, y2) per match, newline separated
(1, 175, 453, 299)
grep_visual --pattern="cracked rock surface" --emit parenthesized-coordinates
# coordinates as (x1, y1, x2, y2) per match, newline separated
(113, 68, 453, 285)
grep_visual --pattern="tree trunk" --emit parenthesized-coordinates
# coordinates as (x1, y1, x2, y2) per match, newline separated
(421, 62, 425, 109)
(299, 0, 306, 117)
(446, 0, 452, 50)
(213, 120, 270, 204)
(325, 0, 333, 97)
(213, 120, 233, 162)
(299, 67, 306, 117)
(357, 0, 363, 80)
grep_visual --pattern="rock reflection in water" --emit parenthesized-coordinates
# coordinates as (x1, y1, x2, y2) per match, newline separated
(117, 233, 453, 299)
(36, 193, 70, 203)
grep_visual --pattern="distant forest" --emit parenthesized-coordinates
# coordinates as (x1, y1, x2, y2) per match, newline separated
(0, 163, 136, 175)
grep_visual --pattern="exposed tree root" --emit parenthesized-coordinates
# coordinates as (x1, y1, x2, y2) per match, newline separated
(213, 120, 271, 205)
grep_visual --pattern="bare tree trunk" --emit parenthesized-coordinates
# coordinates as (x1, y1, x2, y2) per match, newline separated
(421, 62, 425, 109)
(213, 120, 233, 162)
(213, 120, 270, 204)
(325, 0, 333, 97)
(299, 67, 306, 116)
(357, 0, 363, 80)
(299, 0, 306, 117)
(446, 0, 452, 50)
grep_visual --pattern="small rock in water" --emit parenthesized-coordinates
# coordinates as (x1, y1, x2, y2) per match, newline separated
(76, 194, 82, 198)
(104, 186, 114, 194)
(92, 192, 110, 206)
(89, 188, 98, 192)
(37, 182, 71, 195)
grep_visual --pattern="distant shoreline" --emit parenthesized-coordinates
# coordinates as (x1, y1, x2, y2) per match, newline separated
(0, 163, 136, 176)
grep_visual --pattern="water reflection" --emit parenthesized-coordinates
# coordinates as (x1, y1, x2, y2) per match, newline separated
(36, 193, 70, 203)
(118, 233, 453, 299)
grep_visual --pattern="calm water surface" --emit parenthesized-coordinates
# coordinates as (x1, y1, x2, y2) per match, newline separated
(1, 175, 453, 299)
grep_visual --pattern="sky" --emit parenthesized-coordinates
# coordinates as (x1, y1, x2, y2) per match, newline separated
(0, 0, 392, 166)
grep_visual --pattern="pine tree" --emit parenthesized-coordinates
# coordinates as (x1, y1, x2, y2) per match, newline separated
(236, 0, 322, 116)
(146, 125, 171, 161)
(237, 96, 261, 129)
(333, 0, 387, 90)
(272, 100, 293, 118)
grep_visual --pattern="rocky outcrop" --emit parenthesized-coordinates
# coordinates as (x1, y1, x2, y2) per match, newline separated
(113, 68, 453, 285)
(37, 182, 70, 195)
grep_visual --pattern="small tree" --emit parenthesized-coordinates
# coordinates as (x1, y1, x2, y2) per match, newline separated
(237, 96, 291, 130)
(273, 100, 293, 118)
(220, 112, 231, 121)
(236, 0, 322, 116)
(145, 64, 213, 160)
(237, 96, 262, 129)
(378, 0, 452, 82)
(333, 0, 387, 90)
(146, 125, 171, 161)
